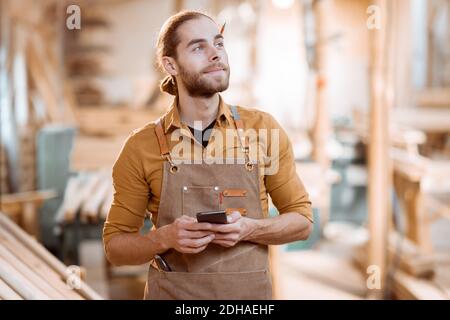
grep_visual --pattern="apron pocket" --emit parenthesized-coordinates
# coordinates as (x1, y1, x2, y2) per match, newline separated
(153, 269, 272, 300)
(181, 186, 221, 218)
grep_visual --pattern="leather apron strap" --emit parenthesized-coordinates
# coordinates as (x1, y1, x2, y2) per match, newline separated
(154, 118, 178, 172)
(154, 106, 254, 171)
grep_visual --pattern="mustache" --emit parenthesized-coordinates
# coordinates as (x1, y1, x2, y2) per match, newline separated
(202, 63, 228, 73)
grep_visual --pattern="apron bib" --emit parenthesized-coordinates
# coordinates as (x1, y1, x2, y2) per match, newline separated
(143, 106, 272, 300)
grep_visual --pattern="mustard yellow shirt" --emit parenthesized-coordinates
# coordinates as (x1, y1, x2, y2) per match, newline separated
(103, 96, 313, 246)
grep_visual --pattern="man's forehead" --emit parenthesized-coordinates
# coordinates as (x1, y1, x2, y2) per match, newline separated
(178, 17, 221, 43)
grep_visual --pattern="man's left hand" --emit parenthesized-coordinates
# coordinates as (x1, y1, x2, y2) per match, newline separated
(207, 211, 256, 247)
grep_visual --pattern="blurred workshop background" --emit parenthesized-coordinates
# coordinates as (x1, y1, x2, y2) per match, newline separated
(0, 0, 449, 300)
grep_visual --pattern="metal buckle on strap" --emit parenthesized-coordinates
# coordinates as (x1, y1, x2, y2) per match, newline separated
(245, 162, 254, 171)
(163, 153, 178, 173)
(230, 105, 255, 171)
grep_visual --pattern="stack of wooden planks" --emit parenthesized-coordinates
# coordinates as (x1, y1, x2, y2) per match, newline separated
(0, 213, 103, 300)
(352, 231, 449, 300)
(55, 171, 113, 224)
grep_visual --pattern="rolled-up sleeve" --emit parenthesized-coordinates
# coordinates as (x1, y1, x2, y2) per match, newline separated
(264, 115, 313, 223)
(102, 134, 150, 247)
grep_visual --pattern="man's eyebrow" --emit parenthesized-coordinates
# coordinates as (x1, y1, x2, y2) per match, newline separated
(186, 34, 224, 48)
(186, 38, 206, 48)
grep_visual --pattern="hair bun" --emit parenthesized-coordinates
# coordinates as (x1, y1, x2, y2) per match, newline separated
(160, 75, 177, 95)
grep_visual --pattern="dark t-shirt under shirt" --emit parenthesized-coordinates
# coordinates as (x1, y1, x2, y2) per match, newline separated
(188, 120, 216, 148)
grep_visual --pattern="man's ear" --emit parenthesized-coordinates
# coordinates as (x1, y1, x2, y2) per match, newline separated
(161, 56, 178, 76)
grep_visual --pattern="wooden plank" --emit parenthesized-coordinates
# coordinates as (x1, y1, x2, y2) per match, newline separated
(388, 233, 435, 278)
(393, 107, 450, 133)
(0, 224, 83, 299)
(0, 243, 63, 299)
(415, 88, 450, 108)
(393, 270, 447, 300)
(0, 255, 50, 300)
(75, 107, 157, 137)
(310, 0, 331, 169)
(74, 173, 103, 223)
(0, 189, 58, 239)
(394, 172, 432, 253)
(56, 175, 83, 224)
(367, 0, 390, 298)
(100, 183, 113, 220)
(27, 36, 60, 122)
(0, 213, 103, 299)
(425, 194, 450, 221)
(0, 278, 22, 300)
(62, 174, 91, 223)
(280, 250, 365, 299)
(20, 201, 39, 239)
(81, 174, 111, 223)
(0, 189, 57, 204)
(71, 135, 127, 170)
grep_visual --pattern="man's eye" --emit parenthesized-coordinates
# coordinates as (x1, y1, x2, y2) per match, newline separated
(193, 46, 203, 52)
(216, 42, 224, 48)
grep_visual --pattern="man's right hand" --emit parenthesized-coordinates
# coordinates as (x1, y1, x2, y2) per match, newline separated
(158, 215, 215, 254)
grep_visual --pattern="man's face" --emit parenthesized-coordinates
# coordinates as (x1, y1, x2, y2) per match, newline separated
(173, 16, 230, 97)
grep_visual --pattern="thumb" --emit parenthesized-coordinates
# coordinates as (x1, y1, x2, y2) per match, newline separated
(227, 211, 242, 223)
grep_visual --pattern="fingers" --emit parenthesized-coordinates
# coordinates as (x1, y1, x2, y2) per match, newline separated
(181, 244, 208, 254)
(206, 212, 242, 233)
(178, 234, 215, 249)
(179, 230, 214, 239)
(211, 230, 240, 248)
(207, 222, 240, 233)
(211, 239, 236, 248)
(175, 216, 212, 231)
(227, 211, 242, 223)
(184, 221, 213, 231)
(212, 232, 239, 242)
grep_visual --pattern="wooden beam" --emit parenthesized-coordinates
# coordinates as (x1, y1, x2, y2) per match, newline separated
(0, 213, 103, 300)
(0, 189, 58, 238)
(392, 270, 447, 300)
(0, 255, 50, 300)
(0, 278, 22, 300)
(415, 87, 450, 108)
(367, 0, 390, 299)
(0, 189, 57, 205)
(100, 184, 113, 220)
(81, 173, 111, 223)
(0, 224, 82, 299)
(310, 0, 331, 169)
(0, 244, 64, 299)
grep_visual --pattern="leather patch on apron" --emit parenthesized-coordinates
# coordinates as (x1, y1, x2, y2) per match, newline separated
(222, 189, 247, 197)
(225, 208, 247, 216)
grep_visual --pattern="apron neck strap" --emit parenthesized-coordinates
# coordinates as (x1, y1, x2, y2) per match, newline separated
(230, 106, 253, 171)
(230, 106, 249, 153)
(155, 119, 170, 156)
(155, 119, 177, 170)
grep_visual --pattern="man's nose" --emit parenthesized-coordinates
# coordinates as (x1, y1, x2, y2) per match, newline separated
(209, 46, 220, 62)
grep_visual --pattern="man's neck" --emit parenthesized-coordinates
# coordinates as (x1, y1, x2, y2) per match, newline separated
(178, 93, 220, 130)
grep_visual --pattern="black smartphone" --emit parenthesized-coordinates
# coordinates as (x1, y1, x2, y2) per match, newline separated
(154, 254, 172, 272)
(196, 210, 228, 224)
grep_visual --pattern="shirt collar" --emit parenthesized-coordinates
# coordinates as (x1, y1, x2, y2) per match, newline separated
(163, 95, 234, 134)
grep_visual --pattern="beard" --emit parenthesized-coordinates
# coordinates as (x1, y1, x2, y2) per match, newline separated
(177, 62, 230, 98)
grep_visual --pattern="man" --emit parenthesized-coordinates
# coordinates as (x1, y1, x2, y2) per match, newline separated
(103, 11, 313, 300)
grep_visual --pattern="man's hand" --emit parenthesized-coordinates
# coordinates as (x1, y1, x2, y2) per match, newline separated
(159, 215, 215, 254)
(208, 211, 257, 248)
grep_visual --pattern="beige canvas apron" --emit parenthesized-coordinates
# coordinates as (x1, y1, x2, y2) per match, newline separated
(143, 106, 272, 300)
